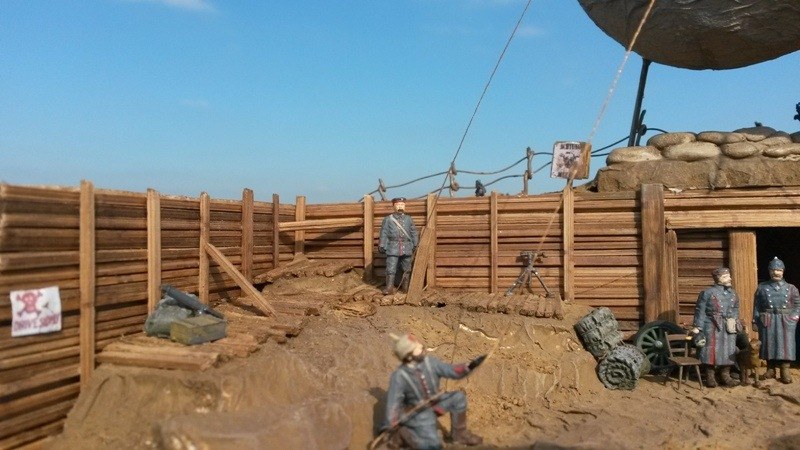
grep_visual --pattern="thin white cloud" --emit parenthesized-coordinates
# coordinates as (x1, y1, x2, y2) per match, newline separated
(125, 0, 215, 12)
(517, 25, 546, 38)
(181, 99, 210, 109)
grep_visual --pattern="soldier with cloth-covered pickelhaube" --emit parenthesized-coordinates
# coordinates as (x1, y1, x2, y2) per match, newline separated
(692, 267, 741, 387)
(753, 257, 800, 384)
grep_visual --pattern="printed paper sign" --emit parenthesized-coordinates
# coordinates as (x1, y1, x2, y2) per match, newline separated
(10, 286, 62, 337)
(550, 141, 591, 179)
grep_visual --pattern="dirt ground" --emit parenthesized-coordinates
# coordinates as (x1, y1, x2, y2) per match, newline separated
(49, 273, 800, 450)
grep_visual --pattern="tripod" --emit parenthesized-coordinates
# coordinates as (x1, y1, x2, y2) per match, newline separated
(505, 251, 553, 297)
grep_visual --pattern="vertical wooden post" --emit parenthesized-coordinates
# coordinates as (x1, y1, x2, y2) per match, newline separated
(146, 188, 161, 312)
(663, 229, 679, 323)
(425, 194, 437, 288)
(363, 195, 374, 282)
(730, 230, 757, 334)
(79, 180, 96, 388)
(641, 184, 666, 323)
(295, 195, 306, 256)
(199, 192, 210, 304)
(489, 192, 499, 293)
(562, 186, 575, 303)
(272, 193, 280, 269)
(241, 188, 254, 282)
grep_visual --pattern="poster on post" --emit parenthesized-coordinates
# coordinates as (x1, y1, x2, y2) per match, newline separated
(550, 141, 591, 179)
(10, 286, 62, 337)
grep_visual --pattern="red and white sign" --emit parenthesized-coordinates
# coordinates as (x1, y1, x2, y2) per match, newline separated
(10, 286, 62, 337)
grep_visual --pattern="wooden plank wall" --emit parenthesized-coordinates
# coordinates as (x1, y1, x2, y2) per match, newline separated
(0, 184, 292, 448)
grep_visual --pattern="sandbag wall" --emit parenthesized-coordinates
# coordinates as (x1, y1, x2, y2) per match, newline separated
(0, 183, 294, 449)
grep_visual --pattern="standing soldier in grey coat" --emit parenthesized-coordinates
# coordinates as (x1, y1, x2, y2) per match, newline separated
(692, 267, 741, 387)
(753, 257, 800, 384)
(379, 198, 419, 295)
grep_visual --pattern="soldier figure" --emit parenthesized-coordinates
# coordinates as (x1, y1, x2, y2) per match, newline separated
(753, 257, 800, 384)
(692, 267, 741, 388)
(378, 198, 419, 295)
(381, 333, 485, 449)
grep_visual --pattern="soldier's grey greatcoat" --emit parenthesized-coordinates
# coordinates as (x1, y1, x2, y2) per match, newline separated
(383, 355, 471, 449)
(693, 284, 740, 366)
(379, 212, 419, 278)
(753, 279, 800, 361)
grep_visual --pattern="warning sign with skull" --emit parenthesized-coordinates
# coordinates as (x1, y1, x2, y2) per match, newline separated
(11, 286, 62, 337)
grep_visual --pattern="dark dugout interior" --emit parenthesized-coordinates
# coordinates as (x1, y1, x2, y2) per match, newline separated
(756, 227, 800, 362)
(756, 228, 800, 286)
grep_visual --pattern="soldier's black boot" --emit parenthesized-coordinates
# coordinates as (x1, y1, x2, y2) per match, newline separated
(719, 366, 737, 387)
(705, 366, 718, 388)
(780, 362, 793, 384)
(762, 361, 776, 380)
(382, 274, 395, 295)
(450, 411, 483, 446)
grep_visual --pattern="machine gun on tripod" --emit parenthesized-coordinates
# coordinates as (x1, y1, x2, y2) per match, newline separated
(505, 251, 553, 297)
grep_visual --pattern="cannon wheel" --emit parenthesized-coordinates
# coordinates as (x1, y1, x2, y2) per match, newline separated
(633, 320, 685, 374)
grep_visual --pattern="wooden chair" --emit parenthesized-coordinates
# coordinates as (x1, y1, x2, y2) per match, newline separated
(664, 333, 704, 390)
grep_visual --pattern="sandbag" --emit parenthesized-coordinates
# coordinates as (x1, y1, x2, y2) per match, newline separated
(720, 142, 763, 159)
(662, 142, 721, 162)
(596, 344, 650, 390)
(734, 126, 777, 142)
(760, 132, 793, 147)
(697, 131, 745, 146)
(574, 307, 623, 360)
(763, 144, 800, 158)
(646, 132, 696, 149)
(606, 146, 662, 165)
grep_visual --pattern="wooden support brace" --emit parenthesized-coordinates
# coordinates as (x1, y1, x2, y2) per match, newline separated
(730, 230, 757, 333)
(425, 193, 436, 288)
(147, 188, 161, 312)
(199, 192, 210, 304)
(562, 186, 574, 302)
(363, 194, 374, 282)
(294, 195, 306, 255)
(490, 191, 498, 293)
(79, 180, 96, 388)
(205, 243, 278, 317)
(241, 188, 254, 282)
(641, 184, 665, 323)
(272, 193, 280, 269)
(406, 225, 434, 305)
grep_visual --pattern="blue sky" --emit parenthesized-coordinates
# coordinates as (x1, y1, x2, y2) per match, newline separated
(2, 0, 798, 204)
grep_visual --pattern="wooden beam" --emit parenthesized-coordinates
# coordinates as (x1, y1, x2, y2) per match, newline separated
(406, 226, 433, 305)
(641, 184, 665, 323)
(729, 230, 757, 334)
(294, 195, 306, 255)
(279, 217, 364, 232)
(490, 191, 498, 294)
(205, 243, 278, 317)
(425, 193, 437, 288)
(272, 193, 280, 269)
(199, 192, 210, 304)
(662, 229, 678, 324)
(562, 186, 574, 303)
(146, 188, 161, 312)
(667, 210, 800, 229)
(79, 180, 96, 388)
(241, 188, 254, 281)
(362, 195, 374, 282)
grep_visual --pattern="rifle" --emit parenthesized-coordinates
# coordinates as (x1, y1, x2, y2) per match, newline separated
(367, 391, 448, 450)
(161, 284, 225, 320)
(368, 355, 486, 450)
